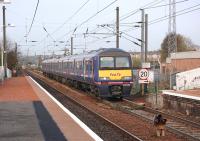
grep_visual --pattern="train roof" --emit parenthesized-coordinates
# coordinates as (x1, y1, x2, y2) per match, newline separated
(42, 57, 61, 63)
(42, 48, 129, 63)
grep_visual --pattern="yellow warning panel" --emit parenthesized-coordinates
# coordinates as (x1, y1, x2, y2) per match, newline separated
(99, 70, 132, 80)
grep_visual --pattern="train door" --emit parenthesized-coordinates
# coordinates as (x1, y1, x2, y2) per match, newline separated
(83, 59, 86, 80)
(61, 61, 63, 75)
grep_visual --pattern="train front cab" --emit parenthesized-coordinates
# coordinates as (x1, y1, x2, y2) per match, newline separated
(95, 51, 133, 98)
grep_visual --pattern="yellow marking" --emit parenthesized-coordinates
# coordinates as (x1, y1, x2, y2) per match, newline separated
(99, 70, 132, 80)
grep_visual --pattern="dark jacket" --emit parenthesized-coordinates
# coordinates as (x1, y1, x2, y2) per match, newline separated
(154, 114, 167, 126)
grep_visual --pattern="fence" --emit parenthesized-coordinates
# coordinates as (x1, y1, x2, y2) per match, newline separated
(131, 69, 170, 95)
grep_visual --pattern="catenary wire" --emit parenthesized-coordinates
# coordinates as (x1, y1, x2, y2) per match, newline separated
(26, 0, 40, 38)
(56, 0, 119, 41)
(36, 0, 90, 46)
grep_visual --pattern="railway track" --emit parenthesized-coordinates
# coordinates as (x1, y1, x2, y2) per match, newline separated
(27, 72, 143, 141)
(104, 98, 200, 141)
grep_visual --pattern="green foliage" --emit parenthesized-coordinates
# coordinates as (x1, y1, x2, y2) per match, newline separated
(132, 57, 141, 69)
(160, 33, 196, 62)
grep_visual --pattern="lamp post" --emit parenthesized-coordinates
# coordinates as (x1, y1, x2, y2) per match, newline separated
(1, 0, 11, 78)
(3, 5, 7, 78)
(2, 22, 15, 78)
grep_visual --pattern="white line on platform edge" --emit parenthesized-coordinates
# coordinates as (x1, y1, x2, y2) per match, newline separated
(162, 90, 200, 101)
(29, 76, 103, 141)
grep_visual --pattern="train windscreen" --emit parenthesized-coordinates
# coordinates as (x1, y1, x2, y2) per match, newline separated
(116, 57, 130, 68)
(100, 56, 130, 69)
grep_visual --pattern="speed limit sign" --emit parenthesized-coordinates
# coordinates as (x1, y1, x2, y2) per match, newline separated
(138, 68, 149, 81)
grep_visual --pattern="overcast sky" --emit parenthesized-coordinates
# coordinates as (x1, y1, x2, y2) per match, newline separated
(0, 0, 199, 56)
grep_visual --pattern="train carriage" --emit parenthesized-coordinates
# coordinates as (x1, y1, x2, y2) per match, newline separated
(42, 48, 133, 98)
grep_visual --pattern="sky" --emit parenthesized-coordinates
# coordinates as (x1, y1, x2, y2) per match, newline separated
(0, 0, 199, 56)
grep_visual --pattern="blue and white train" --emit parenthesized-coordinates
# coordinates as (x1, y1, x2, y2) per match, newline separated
(41, 48, 133, 98)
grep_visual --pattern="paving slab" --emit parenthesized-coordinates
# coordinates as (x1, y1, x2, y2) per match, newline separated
(0, 102, 44, 141)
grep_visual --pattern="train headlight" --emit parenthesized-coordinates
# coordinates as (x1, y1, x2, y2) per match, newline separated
(122, 76, 132, 80)
(99, 77, 110, 80)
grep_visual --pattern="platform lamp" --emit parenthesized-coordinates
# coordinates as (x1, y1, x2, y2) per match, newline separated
(1, 0, 11, 78)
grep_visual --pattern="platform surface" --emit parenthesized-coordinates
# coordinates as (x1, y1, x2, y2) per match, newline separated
(0, 76, 97, 141)
(162, 89, 200, 101)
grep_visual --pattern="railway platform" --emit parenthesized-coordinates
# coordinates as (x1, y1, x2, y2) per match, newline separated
(0, 76, 101, 141)
(162, 89, 200, 116)
(163, 89, 200, 101)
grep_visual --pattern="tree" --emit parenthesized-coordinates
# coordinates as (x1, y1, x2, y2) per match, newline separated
(132, 57, 141, 69)
(0, 38, 19, 71)
(6, 41, 18, 70)
(160, 33, 196, 62)
(7, 49, 18, 70)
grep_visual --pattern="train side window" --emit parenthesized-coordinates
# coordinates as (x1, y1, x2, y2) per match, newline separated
(70, 62, 72, 69)
(64, 62, 67, 69)
(86, 60, 92, 72)
(75, 61, 82, 70)
(76, 61, 79, 69)
(79, 61, 82, 70)
(68, 62, 70, 69)
(60, 62, 62, 70)
(67, 62, 69, 69)
(58, 62, 60, 70)
(85, 61, 88, 71)
(65, 62, 68, 69)
(89, 61, 92, 72)
(69, 62, 71, 69)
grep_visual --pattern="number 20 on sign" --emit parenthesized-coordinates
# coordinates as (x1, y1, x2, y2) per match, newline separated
(138, 69, 149, 83)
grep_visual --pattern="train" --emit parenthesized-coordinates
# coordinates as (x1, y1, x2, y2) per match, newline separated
(41, 48, 133, 98)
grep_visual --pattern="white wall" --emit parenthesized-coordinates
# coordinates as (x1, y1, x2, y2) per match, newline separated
(0, 66, 4, 81)
(176, 67, 200, 90)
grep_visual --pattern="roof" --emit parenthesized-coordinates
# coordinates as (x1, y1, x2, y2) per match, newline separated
(42, 48, 128, 63)
(166, 51, 200, 63)
(42, 58, 59, 63)
(170, 51, 200, 59)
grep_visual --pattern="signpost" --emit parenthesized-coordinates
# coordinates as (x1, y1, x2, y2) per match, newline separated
(138, 68, 149, 83)
(138, 63, 151, 96)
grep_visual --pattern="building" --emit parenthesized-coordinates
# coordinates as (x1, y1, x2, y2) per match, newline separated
(161, 51, 200, 74)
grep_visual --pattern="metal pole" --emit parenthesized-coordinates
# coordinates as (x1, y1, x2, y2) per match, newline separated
(1, 46, 3, 67)
(145, 14, 148, 62)
(84, 37, 87, 52)
(141, 9, 145, 64)
(25, 18, 28, 44)
(141, 83, 144, 96)
(3, 6, 7, 78)
(116, 7, 119, 48)
(71, 37, 73, 55)
(170, 71, 172, 89)
(144, 14, 148, 94)
(155, 80, 158, 107)
(140, 9, 145, 96)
